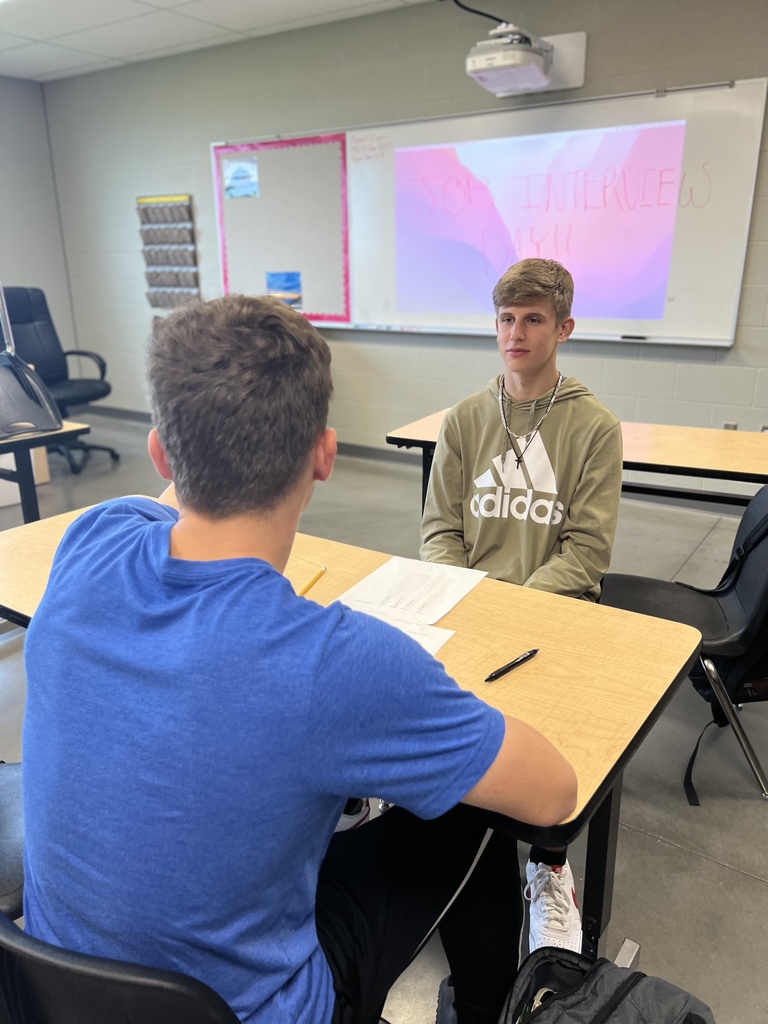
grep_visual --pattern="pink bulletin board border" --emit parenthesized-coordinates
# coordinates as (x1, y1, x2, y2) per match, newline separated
(211, 133, 350, 323)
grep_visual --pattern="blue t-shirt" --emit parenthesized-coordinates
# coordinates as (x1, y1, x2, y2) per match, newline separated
(22, 497, 504, 1024)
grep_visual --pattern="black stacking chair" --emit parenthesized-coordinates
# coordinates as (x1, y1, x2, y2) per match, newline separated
(0, 911, 240, 1024)
(2, 287, 120, 474)
(0, 762, 23, 922)
(601, 483, 768, 803)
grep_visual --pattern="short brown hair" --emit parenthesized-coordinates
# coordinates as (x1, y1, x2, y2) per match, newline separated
(147, 294, 333, 517)
(492, 259, 574, 323)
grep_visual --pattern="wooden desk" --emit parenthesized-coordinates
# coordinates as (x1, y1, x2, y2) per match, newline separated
(621, 422, 768, 505)
(386, 412, 768, 509)
(0, 506, 701, 953)
(0, 421, 90, 522)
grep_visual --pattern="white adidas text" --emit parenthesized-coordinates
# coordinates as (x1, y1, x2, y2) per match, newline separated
(471, 487, 564, 525)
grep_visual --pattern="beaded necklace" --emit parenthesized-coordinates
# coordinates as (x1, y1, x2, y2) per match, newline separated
(498, 373, 564, 469)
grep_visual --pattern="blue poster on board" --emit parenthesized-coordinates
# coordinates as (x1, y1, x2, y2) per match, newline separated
(266, 271, 302, 310)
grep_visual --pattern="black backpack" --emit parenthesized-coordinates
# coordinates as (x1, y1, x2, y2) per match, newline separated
(499, 948, 716, 1024)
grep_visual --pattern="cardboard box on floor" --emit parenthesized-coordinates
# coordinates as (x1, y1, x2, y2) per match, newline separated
(0, 447, 50, 508)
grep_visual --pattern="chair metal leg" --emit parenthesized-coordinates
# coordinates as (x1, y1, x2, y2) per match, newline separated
(702, 658, 768, 800)
(48, 443, 86, 474)
(47, 440, 120, 474)
(71, 441, 120, 463)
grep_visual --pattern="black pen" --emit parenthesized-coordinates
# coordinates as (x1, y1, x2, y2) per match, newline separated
(484, 648, 539, 682)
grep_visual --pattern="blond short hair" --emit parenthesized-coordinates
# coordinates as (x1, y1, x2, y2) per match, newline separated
(492, 259, 574, 323)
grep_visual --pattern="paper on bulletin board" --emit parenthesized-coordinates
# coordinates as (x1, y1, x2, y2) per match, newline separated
(223, 156, 260, 199)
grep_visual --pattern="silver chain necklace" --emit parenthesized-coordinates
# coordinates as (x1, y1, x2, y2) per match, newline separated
(498, 373, 564, 469)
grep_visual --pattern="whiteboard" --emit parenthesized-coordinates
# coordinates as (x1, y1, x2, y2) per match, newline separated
(348, 79, 767, 346)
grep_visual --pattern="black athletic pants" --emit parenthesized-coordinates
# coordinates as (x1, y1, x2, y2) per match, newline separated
(316, 804, 523, 1024)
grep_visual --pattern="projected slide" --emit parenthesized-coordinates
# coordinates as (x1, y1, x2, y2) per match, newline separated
(394, 121, 686, 320)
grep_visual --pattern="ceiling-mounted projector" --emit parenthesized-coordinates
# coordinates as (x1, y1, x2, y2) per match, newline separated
(466, 26, 587, 98)
(466, 23, 552, 95)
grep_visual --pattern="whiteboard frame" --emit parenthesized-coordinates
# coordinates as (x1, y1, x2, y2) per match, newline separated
(347, 78, 766, 347)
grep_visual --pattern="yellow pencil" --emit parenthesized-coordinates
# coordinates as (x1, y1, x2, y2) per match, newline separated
(298, 566, 327, 596)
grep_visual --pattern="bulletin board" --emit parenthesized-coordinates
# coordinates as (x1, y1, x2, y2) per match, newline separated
(212, 78, 767, 346)
(211, 134, 349, 322)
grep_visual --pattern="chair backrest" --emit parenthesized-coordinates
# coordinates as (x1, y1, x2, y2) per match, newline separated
(717, 482, 768, 653)
(0, 912, 240, 1024)
(2, 288, 69, 387)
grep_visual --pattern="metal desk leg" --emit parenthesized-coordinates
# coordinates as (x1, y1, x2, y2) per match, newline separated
(13, 449, 40, 523)
(582, 774, 623, 959)
(421, 445, 435, 512)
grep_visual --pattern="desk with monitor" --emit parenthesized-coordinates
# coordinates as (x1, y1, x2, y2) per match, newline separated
(386, 413, 768, 510)
(0, 422, 91, 523)
(0, 507, 700, 954)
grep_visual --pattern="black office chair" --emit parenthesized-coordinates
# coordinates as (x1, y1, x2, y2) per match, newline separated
(0, 911, 240, 1024)
(600, 483, 768, 803)
(0, 762, 23, 922)
(2, 287, 120, 474)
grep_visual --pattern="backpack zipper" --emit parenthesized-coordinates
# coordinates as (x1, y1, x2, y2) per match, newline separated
(515, 959, 606, 1022)
(589, 971, 645, 1024)
(513, 964, 645, 1024)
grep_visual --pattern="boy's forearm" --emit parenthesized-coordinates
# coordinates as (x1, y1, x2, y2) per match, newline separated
(420, 529, 469, 567)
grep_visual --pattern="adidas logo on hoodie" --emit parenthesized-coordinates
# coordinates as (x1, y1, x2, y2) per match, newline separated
(470, 432, 564, 525)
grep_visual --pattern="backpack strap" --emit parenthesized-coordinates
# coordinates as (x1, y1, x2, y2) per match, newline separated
(709, 509, 768, 593)
(683, 720, 717, 805)
(678, 508, 768, 596)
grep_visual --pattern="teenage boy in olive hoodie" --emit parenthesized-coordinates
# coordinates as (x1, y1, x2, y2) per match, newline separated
(422, 258, 622, 965)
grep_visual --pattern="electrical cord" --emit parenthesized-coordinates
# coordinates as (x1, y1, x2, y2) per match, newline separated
(439, 0, 506, 27)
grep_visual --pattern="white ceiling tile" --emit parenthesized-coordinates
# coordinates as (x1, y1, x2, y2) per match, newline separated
(177, 0, 399, 33)
(0, 41, 120, 78)
(0, 0, 149, 41)
(56, 11, 242, 59)
(0, 32, 31, 52)
(241, 2, 406, 38)
(0, 0, 432, 79)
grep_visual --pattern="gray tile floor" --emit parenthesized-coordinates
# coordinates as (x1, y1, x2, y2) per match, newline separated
(1, 413, 766, 1024)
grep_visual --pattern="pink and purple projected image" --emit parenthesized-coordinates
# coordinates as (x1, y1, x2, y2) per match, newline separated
(395, 121, 686, 320)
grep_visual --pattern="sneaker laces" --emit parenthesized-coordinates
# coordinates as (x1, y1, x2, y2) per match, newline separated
(525, 865, 572, 933)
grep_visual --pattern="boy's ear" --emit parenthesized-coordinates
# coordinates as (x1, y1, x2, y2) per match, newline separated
(312, 428, 337, 483)
(148, 428, 173, 481)
(557, 317, 575, 343)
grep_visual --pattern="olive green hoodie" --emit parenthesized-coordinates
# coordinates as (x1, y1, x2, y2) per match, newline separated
(420, 375, 622, 601)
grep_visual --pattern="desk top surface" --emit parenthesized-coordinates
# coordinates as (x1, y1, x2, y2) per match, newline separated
(0, 420, 90, 454)
(0, 506, 701, 837)
(387, 412, 768, 480)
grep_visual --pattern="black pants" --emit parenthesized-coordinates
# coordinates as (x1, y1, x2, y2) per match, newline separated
(316, 805, 522, 1024)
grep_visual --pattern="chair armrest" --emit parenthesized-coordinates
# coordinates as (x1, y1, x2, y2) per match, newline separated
(62, 350, 107, 380)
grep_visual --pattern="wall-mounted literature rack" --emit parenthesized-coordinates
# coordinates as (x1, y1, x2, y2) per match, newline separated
(137, 194, 200, 309)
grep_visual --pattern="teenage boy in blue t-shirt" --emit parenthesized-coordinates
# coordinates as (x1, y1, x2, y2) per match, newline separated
(22, 294, 576, 1024)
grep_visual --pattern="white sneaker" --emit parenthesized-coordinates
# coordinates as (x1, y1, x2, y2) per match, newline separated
(334, 798, 371, 833)
(524, 859, 582, 953)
